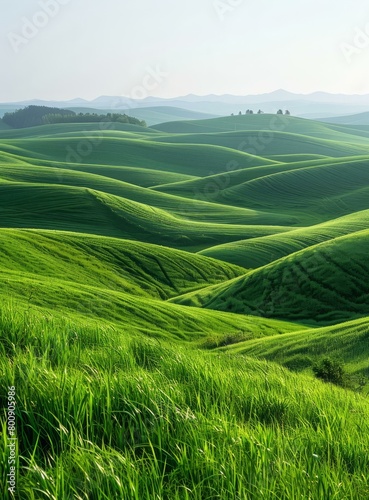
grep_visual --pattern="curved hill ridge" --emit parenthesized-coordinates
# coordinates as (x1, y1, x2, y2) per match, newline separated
(0, 160, 297, 225)
(0, 229, 247, 300)
(0, 229, 298, 340)
(218, 315, 369, 375)
(153, 155, 369, 197)
(3, 271, 299, 339)
(0, 183, 293, 250)
(0, 122, 160, 138)
(153, 114, 369, 141)
(199, 209, 369, 268)
(0, 135, 277, 176)
(217, 159, 369, 223)
(173, 229, 369, 323)
(152, 129, 369, 155)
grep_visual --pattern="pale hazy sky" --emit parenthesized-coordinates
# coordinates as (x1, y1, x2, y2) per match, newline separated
(1, 0, 369, 101)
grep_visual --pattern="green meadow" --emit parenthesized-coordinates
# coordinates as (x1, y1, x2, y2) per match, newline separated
(1, 114, 369, 498)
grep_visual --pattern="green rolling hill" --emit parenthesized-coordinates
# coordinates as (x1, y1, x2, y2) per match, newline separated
(0, 132, 276, 176)
(153, 155, 369, 199)
(219, 316, 369, 376)
(215, 159, 369, 224)
(153, 113, 369, 140)
(152, 128, 369, 154)
(2, 113, 369, 498)
(2, 114, 369, 321)
(0, 184, 293, 250)
(174, 229, 369, 323)
(199, 209, 369, 268)
(0, 229, 299, 341)
(0, 229, 247, 299)
(0, 161, 298, 226)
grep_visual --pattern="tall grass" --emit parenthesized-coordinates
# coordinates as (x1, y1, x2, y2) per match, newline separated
(1, 304, 369, 499)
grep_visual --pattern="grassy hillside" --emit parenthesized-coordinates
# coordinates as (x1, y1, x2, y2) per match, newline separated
(1, 306, 369, 498)
(216, 159, 369, 224)
(0, 161, 299, 226)
(199, 209, 369, 268)
(0, 134, 276, 176)
(2, 115, 369, 498)
(0, 229, 299, 341)
(0, 122, 160, 139)
(3, 273, 299, 340)
(0, 229, 247, 299)
(152, 129, 369, 155)
(153, 155, 369, 201)
(219, 316, 369, 377)
(154, 113, 369, 140)
(175, 230, 369, 323)
(0, 183, 294, 250)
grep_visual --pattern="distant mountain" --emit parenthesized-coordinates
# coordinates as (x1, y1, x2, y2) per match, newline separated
(141, 90, 298, 104)
(2, 90, 369, 120)
(142, 89, 369, 106)
(8, 98, 89, 107)
(307, 92, 369, 105)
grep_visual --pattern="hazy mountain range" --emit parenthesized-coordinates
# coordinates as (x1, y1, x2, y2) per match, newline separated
(2, 90, 369, 122)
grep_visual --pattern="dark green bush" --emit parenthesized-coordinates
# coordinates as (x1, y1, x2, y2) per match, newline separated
(313, 358, 346, 386)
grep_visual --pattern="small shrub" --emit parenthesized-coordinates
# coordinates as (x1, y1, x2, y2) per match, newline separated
(313, 358, 346, 386)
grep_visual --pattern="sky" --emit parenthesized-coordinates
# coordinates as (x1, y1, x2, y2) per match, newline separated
(1, 0, 369, 102)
